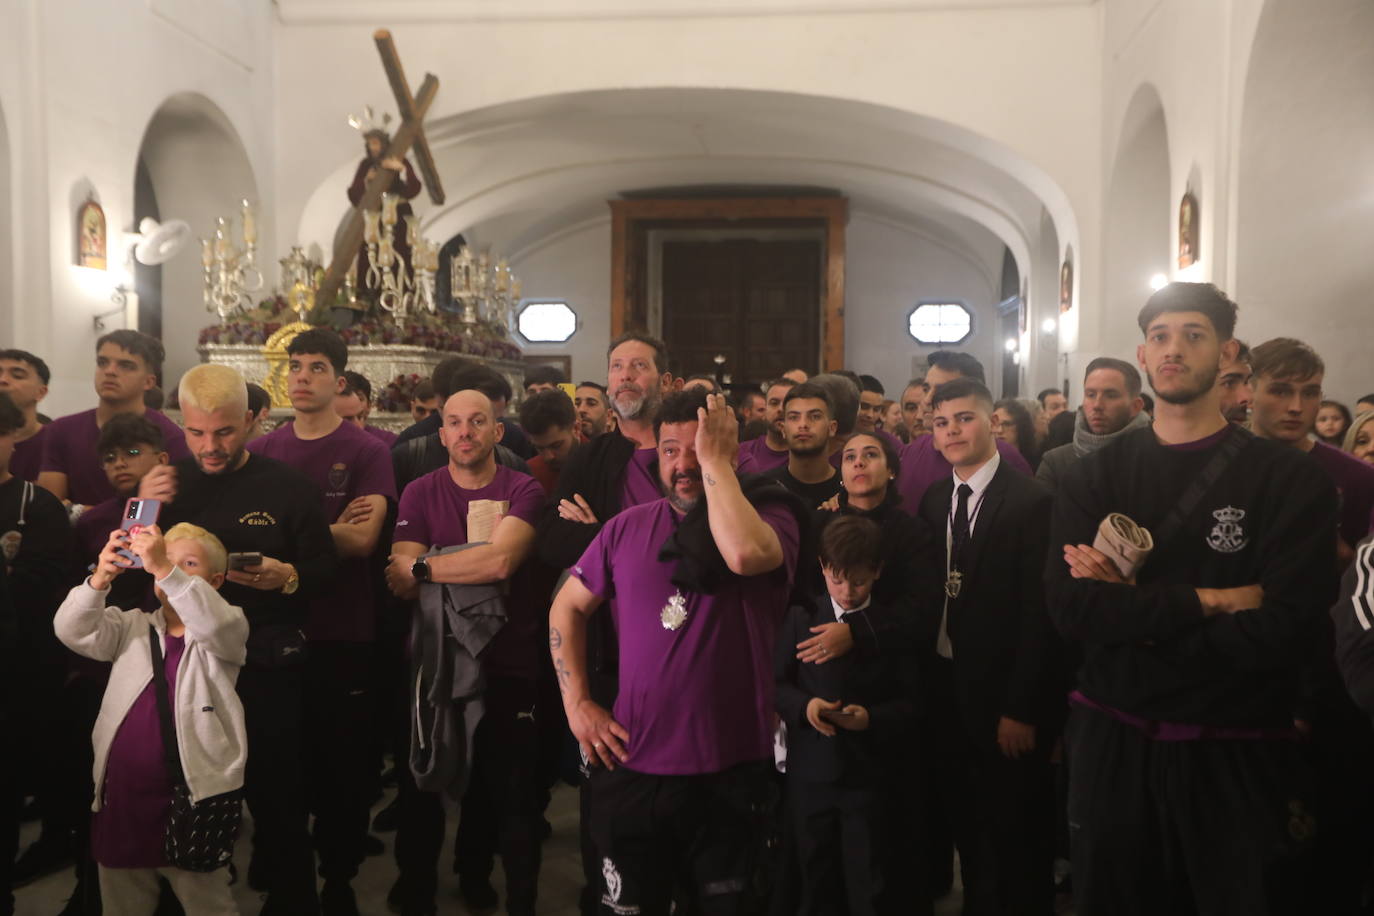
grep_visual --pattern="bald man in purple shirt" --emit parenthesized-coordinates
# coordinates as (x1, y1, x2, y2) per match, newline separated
(550, 389, 802, 915)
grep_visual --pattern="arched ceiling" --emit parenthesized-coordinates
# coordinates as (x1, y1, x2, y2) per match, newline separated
(296, 87, 1072, 282)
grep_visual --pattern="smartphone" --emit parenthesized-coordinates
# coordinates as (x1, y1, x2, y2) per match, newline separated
(118, 498, 161, 569)
(227, 551, 263, 571)
(820, 706, 857, 722)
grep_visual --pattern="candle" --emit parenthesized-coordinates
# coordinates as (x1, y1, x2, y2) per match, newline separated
(241, 200, 256, 245)
(378, 237, 395, 268)
(405, 215, 417, 248)
(201, 238, 213, 269)
(363, 210, 379, 245)
(381, 194, 398, 227)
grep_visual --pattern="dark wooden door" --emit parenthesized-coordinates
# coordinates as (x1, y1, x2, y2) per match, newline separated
(661, 239, 821, 384)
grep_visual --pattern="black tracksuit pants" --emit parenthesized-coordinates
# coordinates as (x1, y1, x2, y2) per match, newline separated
(395, 676, 543, 914)
(306, 641, 377, 885)
(238, 663, 319, 911)
(1066, 704, 1316, 916)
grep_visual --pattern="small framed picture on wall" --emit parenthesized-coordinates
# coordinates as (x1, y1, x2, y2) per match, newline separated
(77, 197, 107, 270)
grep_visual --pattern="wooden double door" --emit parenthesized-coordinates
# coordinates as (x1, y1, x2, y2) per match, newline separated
(660, 238, 821, 384)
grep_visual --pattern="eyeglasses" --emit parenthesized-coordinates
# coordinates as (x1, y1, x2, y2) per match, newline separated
(100, 447, 149, 465)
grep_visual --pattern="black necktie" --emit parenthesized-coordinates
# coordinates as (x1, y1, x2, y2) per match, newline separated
(951, 483, 973, 564)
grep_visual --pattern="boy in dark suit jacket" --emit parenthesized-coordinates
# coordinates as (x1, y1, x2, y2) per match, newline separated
(918, 377, 1063, 916)
(775, 515, 917, 915)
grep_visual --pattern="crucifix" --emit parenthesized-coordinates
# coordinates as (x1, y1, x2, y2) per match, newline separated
(317, 28, 446, 311)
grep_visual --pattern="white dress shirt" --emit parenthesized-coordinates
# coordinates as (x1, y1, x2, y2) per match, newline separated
(830, 594, 872, 622)
(937, 451, 1001, 659)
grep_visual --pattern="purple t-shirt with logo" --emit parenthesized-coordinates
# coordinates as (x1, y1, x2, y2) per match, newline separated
(572, 498, 801, 776)
(251, 421, 396, 642)
(9, 427, 47, 482)
(395, 464, 546, 679)
(1310, 441, 1374, 547)
(40, 409, 189, 506)
(92, 632, 185, 868)
(895, 433, 1031, 510)
(620, 447, 663, 509)
(737, 436, 789, 475)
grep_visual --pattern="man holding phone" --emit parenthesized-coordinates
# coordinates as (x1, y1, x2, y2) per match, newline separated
(139, 362, 337, 915)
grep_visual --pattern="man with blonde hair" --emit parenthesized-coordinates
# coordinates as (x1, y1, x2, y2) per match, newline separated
(139, 361, 338, 915)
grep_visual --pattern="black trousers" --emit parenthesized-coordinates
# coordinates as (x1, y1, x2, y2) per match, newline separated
(789, 779, 886, 916)
(930, 689, 1054, 915)
(305, 641, 377, 885)
(395, 676, 543, 914)
(237, 663, 319, 911)
(1066, 704, 1315, 916)
(588, 760, 775, 916)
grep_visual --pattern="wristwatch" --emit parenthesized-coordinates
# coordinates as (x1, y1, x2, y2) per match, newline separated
(411, 557, 431, 584)
(280, 567, 300, 595)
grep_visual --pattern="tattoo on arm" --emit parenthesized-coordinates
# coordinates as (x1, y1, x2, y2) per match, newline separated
(549, 626, 563, 650)
(554, 657, 572, 694)
(704, 472, 716, 486)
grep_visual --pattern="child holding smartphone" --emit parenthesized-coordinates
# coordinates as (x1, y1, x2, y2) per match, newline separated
(54, 522, 247, 915)
(774, 515, 917, 915)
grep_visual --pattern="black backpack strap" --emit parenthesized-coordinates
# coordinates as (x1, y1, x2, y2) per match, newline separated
(147, 624, 187, 785)
(1150, 425, 1253, 553)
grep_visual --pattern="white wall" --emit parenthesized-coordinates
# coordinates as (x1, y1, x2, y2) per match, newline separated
(845, 213, 1001, 396)
(1, 0, 277, 416)
(1232, 0, 1374, 402)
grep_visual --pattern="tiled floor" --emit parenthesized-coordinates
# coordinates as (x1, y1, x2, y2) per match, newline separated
(15, 785, 972, 914)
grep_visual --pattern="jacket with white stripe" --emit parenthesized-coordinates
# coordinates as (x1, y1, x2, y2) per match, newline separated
(1334, 533, 1374, 719)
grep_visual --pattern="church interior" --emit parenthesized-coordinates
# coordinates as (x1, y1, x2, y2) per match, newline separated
(4, 0, 1374, 913)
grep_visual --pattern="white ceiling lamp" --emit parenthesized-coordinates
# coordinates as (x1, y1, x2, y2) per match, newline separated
(1004, 337, 1018, 352)
(1149, 273, 1169, 291)
(1041, 317, 1057, 334)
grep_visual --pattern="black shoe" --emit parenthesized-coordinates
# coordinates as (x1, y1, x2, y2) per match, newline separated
(458, 875, 499, 910)
(372, 796, 401, 833)
(387, 878, 435, 916)
(364, 833, 385, 856)
(321, 882, 361, 916)
(11, 835, 74, 888)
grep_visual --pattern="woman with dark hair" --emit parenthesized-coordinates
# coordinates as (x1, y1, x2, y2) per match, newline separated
(993, 398, 1040, 470)
(1316, 400, 1353, 448)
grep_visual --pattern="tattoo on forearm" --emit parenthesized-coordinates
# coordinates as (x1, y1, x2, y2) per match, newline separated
(554, 657, 572, 694)
(704, 472, 716, 486)
(549, 626, 563, 650)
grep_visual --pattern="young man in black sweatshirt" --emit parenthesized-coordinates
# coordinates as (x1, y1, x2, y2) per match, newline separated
(1048, 282, 1339, 916)
(139, 363, 338, 915)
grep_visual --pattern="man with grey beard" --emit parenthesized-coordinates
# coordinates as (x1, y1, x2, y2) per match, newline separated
(534, 331, 675, 916)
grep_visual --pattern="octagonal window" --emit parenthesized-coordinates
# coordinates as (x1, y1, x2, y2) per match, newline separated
(907, 302, 972, 345)
(517, 300, 577, 343)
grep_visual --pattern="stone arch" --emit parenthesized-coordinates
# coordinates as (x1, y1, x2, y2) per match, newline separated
(1102, 83, 1171, 363)
(1234, 0, 1374, 399)
(135, 92, 259, 389)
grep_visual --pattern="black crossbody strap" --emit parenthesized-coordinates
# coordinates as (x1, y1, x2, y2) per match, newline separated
(1150, 425, 1253, 554)
(147, 625, 187, 785)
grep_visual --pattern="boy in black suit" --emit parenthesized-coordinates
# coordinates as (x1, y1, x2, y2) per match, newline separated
(775, 515, 916, 915)
(919, 377, 1062, 916)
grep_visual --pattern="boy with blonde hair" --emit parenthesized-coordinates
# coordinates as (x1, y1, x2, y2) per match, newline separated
(55, 521, 248, 915)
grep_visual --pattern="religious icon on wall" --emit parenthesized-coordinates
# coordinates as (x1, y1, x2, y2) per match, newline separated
(1059, 256, 1073, 313)
(77, 198, 107, 270)
(1178, 191, 1199, 269)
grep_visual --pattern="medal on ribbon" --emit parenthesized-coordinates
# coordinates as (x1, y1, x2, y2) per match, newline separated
(945, 570, 963, 599)
(660, 590, 688, 631)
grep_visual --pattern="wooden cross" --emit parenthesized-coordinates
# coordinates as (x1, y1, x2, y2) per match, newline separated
(316, 28, 446, 310)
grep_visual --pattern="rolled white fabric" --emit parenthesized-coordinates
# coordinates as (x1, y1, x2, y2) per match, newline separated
(1093, 512, 1154, 579)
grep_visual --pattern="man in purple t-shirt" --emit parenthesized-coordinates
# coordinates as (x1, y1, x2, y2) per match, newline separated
(249, 329, 395, 911)
(550, 390, 801, 914)
(37, 330, 188, 508)
(0, 348, 52, 482)
(736, 376, 795, 475)
(1250, 338, 1374, 556)
(385, 388, 546, 915)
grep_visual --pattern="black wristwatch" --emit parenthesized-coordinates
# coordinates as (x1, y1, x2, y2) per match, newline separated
(411, 557, 431, 584)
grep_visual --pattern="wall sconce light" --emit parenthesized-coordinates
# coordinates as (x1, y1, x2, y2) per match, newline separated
(1041, 318, 1057, 334)
(1149, 273, 1169, 291)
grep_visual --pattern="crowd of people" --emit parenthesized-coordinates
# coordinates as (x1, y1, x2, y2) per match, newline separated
(2, 279, 1374, 916)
